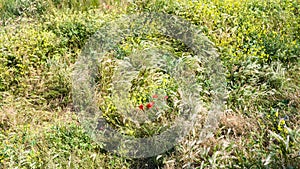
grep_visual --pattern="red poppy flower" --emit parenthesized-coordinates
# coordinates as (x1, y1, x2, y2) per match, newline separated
(103, 3, 110, 9)
(146, 102, 155, 109)
(152, 94, 158, 98)
(139, 104, 144, 110)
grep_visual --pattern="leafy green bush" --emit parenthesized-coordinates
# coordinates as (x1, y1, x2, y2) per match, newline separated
(42, 10, 105, 51)
(0, 0, 48, 21)
(0, 0, 103, 23)
(0, 23, 62, 94)
(0, 9, 112, 107)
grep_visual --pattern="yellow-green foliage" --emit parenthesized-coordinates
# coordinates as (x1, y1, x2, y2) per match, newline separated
(0, 23, 61, 93)
(0, 0, 299, 168)
(130, 0, 300, 64)
(0, 9, 110, 105)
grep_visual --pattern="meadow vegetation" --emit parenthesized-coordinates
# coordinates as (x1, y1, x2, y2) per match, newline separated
(0, 0, 299, 168)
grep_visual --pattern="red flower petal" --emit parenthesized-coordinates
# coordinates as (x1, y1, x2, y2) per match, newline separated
(164, 96, 168, 99)
(139, 104, 144, 110)
(146, 102, 155, 109)
(152, 94, 158, 98)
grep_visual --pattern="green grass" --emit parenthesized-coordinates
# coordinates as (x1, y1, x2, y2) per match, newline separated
(0, 0, 300, 168)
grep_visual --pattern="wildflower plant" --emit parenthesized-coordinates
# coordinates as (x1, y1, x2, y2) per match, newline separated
(72, 12, 226, 158)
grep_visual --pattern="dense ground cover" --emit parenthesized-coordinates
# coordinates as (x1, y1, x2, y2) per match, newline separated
(0, 0, 299, 168)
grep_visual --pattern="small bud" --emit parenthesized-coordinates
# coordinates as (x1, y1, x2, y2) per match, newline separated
(152, 94, 158, 98)
(139, 104, 144, 110)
